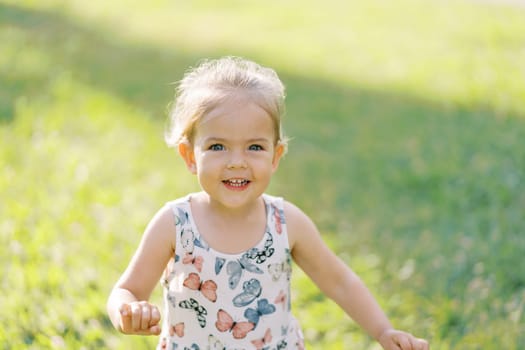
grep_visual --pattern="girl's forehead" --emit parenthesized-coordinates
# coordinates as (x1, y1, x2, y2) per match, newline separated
(198, 97, 274, 130)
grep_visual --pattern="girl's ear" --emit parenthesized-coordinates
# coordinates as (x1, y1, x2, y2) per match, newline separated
(178, 141, 197, 174)
(271, 142, 286, 172)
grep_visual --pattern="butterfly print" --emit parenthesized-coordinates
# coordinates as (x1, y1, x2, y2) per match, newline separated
(183, 345, 200, 350)
(233, 278, 262, 307)
(170, 344, 200, 350)
(175, 207, 189, 226)
(183, 273, 218, 302)
(180, 229, 196, 254)
(161, 340, 179, 350)
(215, 309, 255, 339)
(160, 339, 192, 350)
(267, 261, 291, 282)
(183, 252, 204, 272)
(270, 203, 285, 234)
(244, 299, 276, 328)
(167, 293, 177, 309)
(294, 323, 306, 350)
(227, 256, 263, 289)
(274, 290, 287, 310)
(251, 328, 272, 350)
(245, 232, 275, 264)
(162, 258, 176, 288)
(158, 336, 168, 350)
(169, 322, 184, 337)
(178, 298, 208, 328)
(215, 257, 226, 275)
(193, 235, 208, 250)
(208, 335, 225, 350)
(180, 229, 208, 255)
(281, 325, 289, 336)
(276, 340, 288, 350)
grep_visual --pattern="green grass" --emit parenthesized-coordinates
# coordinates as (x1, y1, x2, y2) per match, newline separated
(1, 0, 525, 349)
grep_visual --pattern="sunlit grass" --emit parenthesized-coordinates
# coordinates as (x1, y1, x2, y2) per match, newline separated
(54, 0, 525, 115)
(1, 0, 525, 349)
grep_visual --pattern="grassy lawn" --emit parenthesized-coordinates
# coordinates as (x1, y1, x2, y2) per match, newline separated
(1, 0, 524, 349)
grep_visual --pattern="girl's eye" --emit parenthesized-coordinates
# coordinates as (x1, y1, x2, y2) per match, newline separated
(209, 144, 225, 151)
(248, 144, 264, 151)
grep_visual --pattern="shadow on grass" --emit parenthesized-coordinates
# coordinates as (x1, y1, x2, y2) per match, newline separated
(3, 1, 525, 252)
(2, 3, 525, 345)
(0, 3, 201, 122)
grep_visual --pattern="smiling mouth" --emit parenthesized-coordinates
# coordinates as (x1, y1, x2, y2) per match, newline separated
(223, 179, 250, 188)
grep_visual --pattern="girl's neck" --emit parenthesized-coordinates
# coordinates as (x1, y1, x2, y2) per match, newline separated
(192, 191, 264, 221)
(190, 192, 268, 254)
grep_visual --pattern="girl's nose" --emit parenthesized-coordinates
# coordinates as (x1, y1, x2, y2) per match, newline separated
(227, 151, 247, 169)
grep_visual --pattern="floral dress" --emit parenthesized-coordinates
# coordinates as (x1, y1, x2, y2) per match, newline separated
(158, 194, 305, 350)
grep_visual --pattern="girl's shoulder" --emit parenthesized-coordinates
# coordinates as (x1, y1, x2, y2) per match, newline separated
(165, 193, 193, 208)
(281, 199, 312, 225)
(164, 193, 198, 220)
(278, 198, 319, 250)
(262, 194, 311, 224)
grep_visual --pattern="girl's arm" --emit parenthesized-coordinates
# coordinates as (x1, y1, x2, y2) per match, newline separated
(107, 205, 175, 335)
(284, 201, 428, 350)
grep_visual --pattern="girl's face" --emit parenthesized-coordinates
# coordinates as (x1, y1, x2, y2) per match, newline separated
(179, 95, 284, 211)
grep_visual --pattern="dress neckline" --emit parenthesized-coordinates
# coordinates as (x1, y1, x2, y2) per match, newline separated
(183, 193, 272, 257)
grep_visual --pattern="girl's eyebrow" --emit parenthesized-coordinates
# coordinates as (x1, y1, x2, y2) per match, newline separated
(203, 137, 271, 144)
(247, 137, 271, 144)
(203, 137, 226, 144)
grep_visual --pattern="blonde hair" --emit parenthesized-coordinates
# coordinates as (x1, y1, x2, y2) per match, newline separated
(165, 57, 288, 149)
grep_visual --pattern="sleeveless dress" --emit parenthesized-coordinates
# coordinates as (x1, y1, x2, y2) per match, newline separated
(157, 193, 305, 350)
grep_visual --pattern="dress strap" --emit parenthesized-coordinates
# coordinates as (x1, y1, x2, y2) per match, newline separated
(263, 194, 289, 249)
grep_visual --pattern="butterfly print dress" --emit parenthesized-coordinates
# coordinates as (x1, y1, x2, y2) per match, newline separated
(158, 194, 305, 350)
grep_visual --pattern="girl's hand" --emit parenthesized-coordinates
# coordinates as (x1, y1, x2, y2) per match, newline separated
(118, 301, 162, 335)
(378, 329, 429, 350)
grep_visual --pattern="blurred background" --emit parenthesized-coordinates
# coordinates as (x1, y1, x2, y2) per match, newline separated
(1, 0, 524, 349)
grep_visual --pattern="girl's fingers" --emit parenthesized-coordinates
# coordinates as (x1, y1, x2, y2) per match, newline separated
(150, 324, 161, 335)
(119, 303, 133, 333)
(119, 302, 161, 335)
(379, 329, 429, 350)
(396, 336, 412, 350)
(415, 338, 429, 350)
(151, 306, 161, 325)
(131, 303, 142, 331)
(141, 305, 151, 330)
(406, 336, 427, 350)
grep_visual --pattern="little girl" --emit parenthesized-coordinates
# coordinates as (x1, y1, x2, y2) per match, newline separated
(107, 57, 429, 350)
